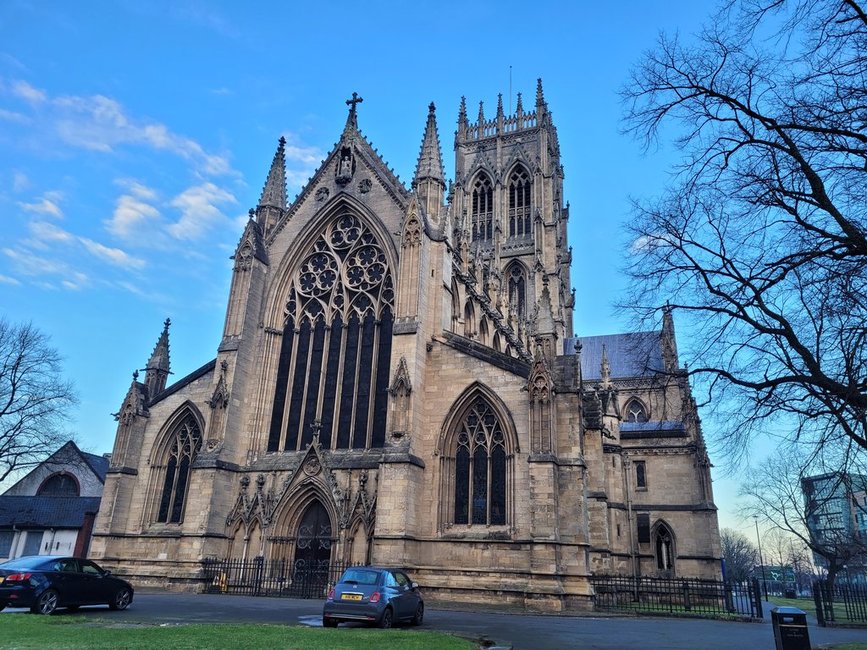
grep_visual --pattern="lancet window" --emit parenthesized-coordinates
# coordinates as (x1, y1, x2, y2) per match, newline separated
(471, 173, 493, 242)
(448, 397, 509, 526)
(154, 411, 202, 524)
(508, 167, 531, 237)
(655, 523, 675, 572)
(507, 263, 526, 319)
(268, 211, 394, 452)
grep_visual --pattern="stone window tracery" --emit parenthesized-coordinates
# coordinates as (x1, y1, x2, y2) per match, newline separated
(268, 211, 394, 452)
(154, 411, 201, 524)
(508, 167, 531, 237)
(655, 523, 675, 573)
(471, 173, 493, 242)
(625, 397, 648, 423)
(507, 263, 527, 319)
(447, 397, 509, 526)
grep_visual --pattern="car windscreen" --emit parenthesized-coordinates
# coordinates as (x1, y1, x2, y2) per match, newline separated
(0, 556, 52, 570)
(340, 568, 380, 585)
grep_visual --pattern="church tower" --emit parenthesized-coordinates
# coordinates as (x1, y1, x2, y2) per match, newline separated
(453, 80, 574, 349)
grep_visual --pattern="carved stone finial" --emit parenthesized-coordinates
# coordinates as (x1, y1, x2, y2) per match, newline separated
(345, 92, 364, 128)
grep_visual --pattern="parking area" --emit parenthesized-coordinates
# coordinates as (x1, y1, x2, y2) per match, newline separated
(4, 591, 867, 649)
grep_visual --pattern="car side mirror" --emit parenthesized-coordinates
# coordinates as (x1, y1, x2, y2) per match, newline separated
(103, 570, 112, 576)
(411, 582, 418, 589)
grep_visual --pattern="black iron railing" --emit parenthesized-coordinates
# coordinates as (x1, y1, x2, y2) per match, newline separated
(590, 575, 763, 619)
(202, 557, 355, 599)
(814, 580, 867, 626)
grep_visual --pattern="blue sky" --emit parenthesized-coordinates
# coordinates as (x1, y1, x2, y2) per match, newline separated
(0, 1, 752, 530)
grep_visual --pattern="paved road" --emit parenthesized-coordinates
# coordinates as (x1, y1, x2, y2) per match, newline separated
(5, 591, 867, 649)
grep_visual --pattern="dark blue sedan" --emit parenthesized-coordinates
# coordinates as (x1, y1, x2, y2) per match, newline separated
(0, 555, 134, 615)
(323, 566, 424, 628)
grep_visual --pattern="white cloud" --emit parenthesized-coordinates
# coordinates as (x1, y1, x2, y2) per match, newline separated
(168, 182, 237, 240)
(79, 238, 146, 269)
(0, 108, 29, 123)
(3, 247, 73, 277)
(0, 84, 234, 177)
(106, 192, 161, 239)
(0, 274, 20, 285)
(11, 80, 46, 104)
(19, 191, 64, 218)
(12, 172, 29, 192)
(28, 221, 75, 246)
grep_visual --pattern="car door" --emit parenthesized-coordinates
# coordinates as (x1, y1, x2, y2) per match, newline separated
(388, 570, 415, 619)
(47, 558, 79, 605)
(78, 560, 110, 604)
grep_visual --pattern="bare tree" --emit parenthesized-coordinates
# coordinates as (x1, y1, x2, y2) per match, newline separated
(622, 0, 867, 460)
(720, 527, 759, 582)
(740, 445, 867, 592)
(0, 319, 77, 484)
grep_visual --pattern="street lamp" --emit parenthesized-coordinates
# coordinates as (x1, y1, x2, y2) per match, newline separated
(754, 516, 769, 600)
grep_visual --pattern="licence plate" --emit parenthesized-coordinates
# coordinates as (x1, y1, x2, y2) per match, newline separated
(341, 593, 362, 601)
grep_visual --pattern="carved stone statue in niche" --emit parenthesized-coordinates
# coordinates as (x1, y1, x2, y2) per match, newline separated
(336, 146, 354, 186)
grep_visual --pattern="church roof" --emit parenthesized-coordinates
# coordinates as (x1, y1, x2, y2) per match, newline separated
(0, 496, 102, 528)
(566, 332, 664, 380)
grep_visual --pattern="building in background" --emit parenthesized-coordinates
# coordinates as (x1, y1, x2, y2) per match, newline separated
(802, 472, 867, 583)
(92, 85, 721, 610)
(0, 441, 109, 561)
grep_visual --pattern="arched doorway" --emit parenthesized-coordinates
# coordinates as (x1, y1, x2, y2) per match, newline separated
(291, 500, 333, 597)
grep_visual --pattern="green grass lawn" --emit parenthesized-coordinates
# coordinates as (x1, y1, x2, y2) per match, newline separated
(0, 614, 475, 649)
(770, 596, 866, 625)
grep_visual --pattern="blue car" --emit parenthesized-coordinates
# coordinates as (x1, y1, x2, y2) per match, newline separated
(322, 566, 424, 628)
(0, 555, 134, 615)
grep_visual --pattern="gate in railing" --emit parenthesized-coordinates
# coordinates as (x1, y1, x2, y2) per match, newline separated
(591, 575, 763, 619)
(202, 557, 353, 599)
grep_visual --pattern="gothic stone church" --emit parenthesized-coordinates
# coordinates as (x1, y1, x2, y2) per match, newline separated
(92, 83, 721, 610)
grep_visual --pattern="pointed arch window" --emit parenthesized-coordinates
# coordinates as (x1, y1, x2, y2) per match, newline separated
(508, 167, 531, 237)
(655, 523, 675, 572)
(625, 398, 648, 423)
(471, 173, 493, 242)
(447, 397, 510, 526)
(154, 412, 202, 524)
(268, 211, 394, 452)
(507, 263, 526, 319)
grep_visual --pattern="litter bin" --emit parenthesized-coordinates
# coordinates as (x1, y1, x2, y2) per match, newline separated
(771, 606, 810, 650)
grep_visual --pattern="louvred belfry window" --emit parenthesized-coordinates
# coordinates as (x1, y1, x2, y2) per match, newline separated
(453, 398, 507, 525)
(155, 412, 202, 524)
(268, 211, 394, 451)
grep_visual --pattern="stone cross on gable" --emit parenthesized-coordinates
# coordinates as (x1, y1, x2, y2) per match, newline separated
(346, 92, 363, 126)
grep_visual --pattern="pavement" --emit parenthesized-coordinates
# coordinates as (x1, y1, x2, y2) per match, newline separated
(4, 590, 867, 649)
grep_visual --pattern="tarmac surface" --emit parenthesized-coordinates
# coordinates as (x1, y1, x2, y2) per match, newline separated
(4, 591, 867, 649)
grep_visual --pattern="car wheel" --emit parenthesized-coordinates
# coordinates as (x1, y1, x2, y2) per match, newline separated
(109, 587, 132, 611)
(411, 602, 424, 626)
(378, 606, 393, 629)
(32, 589, 59, 615)
(322, 617, 338, 628)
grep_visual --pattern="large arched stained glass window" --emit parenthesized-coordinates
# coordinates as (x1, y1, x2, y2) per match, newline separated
(268, 211, 394, 452)
(452, 398, 507, 525)
(471, 173, 493, 243)
(155, 412, 202, 524)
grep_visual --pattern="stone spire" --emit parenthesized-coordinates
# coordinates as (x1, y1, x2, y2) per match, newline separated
(413, 102, 446, 187)
(259, 137, 287, 210)
(536, 78, 548, 121)
(477, 100, 485, 126)
(661, 303, 679, 373)
(144, 318, 171, 398)
(600, 344, 612, 390)
(256, 137, 287, 234)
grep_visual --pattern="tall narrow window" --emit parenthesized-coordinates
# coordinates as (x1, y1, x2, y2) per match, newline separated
(452, 397, 508, 525)
(655, 523, 675, 571)
(507, 263, 526, 319)
(508, 167, 531, 237)
(471, 173, 493, 242)
(268, 211, 394, 452)
(155, 412, 201, 524)
(635, 460, 647, 489)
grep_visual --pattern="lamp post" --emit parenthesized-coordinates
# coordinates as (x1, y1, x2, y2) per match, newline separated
(754, 516, 768, 600)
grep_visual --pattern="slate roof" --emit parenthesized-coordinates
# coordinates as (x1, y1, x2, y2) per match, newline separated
(80, 451, 109, 483)
(565, 332, 664, 380)
(0, 496, 102, 528)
